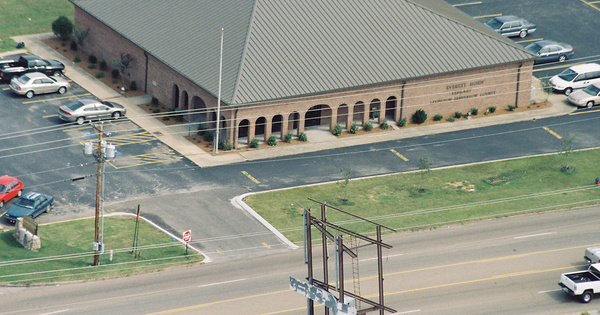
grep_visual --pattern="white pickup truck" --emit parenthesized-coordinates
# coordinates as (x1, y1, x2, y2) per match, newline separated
(585, 246, 600, 264)
(559, 263, 600, 303)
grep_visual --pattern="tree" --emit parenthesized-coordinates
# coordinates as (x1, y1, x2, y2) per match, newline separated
(560, 133, 576, 172)
(540, 78, 553, 103)
(52, 16, 73, 40)
(418, 155, 432, 180)
(338, 166, 352, 204)
(71, 27, 89, 55)
(113, 53, 134, 86)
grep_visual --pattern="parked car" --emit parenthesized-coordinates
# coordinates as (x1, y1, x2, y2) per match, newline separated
(9, 72, 70, 98)
(0, 175, 23, 208)
(525, 40, 574, 64)
(4, 192, 53, 223)
(58, 99, 127, 125)
(485, 15, 536, 38)
(568, 83, 600, 108)
(550, 63, 600, 96)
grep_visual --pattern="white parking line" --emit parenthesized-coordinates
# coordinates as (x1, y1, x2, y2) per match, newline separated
(514, 232, 556, 239)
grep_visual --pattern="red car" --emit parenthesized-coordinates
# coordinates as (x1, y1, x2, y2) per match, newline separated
(0, 175, 24, 208)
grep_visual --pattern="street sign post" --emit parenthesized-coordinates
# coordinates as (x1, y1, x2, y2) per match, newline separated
(183, 230, 191, 255)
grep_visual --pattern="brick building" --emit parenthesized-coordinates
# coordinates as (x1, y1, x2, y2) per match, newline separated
(70, 0, 535, 148)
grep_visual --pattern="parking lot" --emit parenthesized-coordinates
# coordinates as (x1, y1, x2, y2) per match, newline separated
(447, 0, 600, 80)
(0, 62, 201, 230)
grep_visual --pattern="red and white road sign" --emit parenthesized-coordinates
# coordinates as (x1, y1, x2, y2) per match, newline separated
(183, 230, 191, 243)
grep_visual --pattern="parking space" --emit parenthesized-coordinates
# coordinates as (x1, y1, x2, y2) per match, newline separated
(447, 0, 600, 79)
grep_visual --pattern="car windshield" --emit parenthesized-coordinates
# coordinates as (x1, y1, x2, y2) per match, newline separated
(15, 198, 34, 208)
(583, 84, 600, 96)
(66, 101, 86, 111)
(525, 43, 542, 54)
(486, 19, 503, 29)
(0, 184, 7, 194)
(17, 74, 31, 84)
(101, 101, 115, 108)
(558, 69, 578, 82)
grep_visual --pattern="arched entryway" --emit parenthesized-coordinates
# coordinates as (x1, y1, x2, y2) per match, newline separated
(238, 119, 250, 145)
(272, 114, 283, 138)
(255, 117, 267, 141)
(385, 96, 398, 120)
(288, 112, 300, 135)
(353, 101, 365, 124)
(305, 105, 332, 128)
(172, 84, 179, 109)
(337, 104, 349, 128)
(369, 99, 381, 123)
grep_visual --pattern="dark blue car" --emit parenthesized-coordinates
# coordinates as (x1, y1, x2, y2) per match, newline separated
(525, 40, 574, 64)
(4, 192, 54, 223)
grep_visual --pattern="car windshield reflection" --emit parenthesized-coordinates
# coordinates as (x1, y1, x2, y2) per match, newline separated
(15, 198, 34, 208)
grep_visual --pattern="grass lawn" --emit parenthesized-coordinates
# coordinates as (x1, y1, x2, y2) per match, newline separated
(245, 149, 600, 244)
(0, 0, 73, 52)
(0, 216, 203, 285)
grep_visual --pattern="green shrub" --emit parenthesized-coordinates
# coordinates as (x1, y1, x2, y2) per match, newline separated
(412, 109, 427, 124)
(380, 121, 389, 130)
(151, 97, 159, 107)
(284, 132, 293, 143)
(152, 108, 160, 114)
(87, 64, 96, 69)
(349, 123, 359, 134)
(69, 41, 77, 51)
(249, 138, 260, 148)
(446, 117, 455, 122)
(88, 54, 97, 64)
(397, 117, 407, 127)
(224, 143, 233, 151)
(488, 106, 496, 113)
(332, 124, 343, 136)
(298, 132, 308, 142)
(267, 136, 277, 146)
(454, 112, 462, 119)
(508, 105, 516, 111)
(95, 71, 104, 78)
(130, 81, 138, 91)
(218, 139, 226, 150)
(111, 69, 120, 79)
(162, 116, 170, 121)
(433, 114, 443, 121)
(471, 108, 478, 115)
(202, 131, 214, 142)
(74, 55, 81, 63)
(99, 60, 108, 71)
(363, 122, 373, 131)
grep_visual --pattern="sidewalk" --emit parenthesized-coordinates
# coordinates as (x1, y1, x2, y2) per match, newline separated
(12, 33, 577, 168)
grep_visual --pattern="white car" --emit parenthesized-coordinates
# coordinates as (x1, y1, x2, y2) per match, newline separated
(9, 72, 69, 98)
(568, 83, 600, 108)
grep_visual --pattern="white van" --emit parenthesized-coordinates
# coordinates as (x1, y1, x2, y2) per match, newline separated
(549, 63, 600, 96)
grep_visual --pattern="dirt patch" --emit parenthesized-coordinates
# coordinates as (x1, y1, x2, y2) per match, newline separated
(445, 181, 476, 191)
(41, 37, 146, 98)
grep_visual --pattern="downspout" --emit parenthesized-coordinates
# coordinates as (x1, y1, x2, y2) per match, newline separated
(400, 81, 405, 120)
(144, 51, 149, 93)
(515, 63, 522, 108)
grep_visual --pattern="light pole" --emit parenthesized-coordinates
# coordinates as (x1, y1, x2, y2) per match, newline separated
(214, 28, 224, 154)
(84, 122, 115, 266)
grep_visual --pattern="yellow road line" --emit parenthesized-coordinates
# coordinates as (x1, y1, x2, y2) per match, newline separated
(242, 171, 260, 184)
(22, 93, 91, 104)
(390, 149, 409, 161)
(452, 1, 481, 6)
(216, 250, 225, 255)
(582, 0, 600, 11)
(542, 127, 562, 139)
(473, 13, 501, 19)
(262, 242, 271, 249)
(516, 37, 542, 44)
(569, 108, 600, 115)
(0, 210, 6, 217)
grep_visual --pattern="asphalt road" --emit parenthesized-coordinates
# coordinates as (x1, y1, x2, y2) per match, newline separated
(2, 205, 600, 314)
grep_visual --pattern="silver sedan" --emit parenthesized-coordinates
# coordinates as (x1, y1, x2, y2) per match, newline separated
(567, 83, 600, 108)
(10, 72, 69, 98)
(58, 99, 127, 125)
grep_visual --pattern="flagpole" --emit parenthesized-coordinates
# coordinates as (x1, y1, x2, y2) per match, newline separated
(214, 28, 224, 154)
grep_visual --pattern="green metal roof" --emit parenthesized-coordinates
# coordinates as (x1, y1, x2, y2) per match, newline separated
(72, 0, 534, 105)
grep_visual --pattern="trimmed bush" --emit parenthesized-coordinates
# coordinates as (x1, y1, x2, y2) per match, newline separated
(433, 114, 443, 121)
(249, 138, 260, 148)
(87, 64, 96, 69)
(488, 106, 496, 113)
(224, 143, 233, 151)
(412, 109, 427, 124)
(99, 60, 108, 71)
(397, 117, 407, 127)
(454, 111, 463, 119)
(470, 108, 478, 115)
(202, 131, 214, 142)
(363, 122, 373, 131)
(52, 16, 73, 40)
(267, 136, 277, 146)
(69, 41, 77, 51)
(446, 117, 455, 122)
(298, 132, 308, 142)
(151, 97, 159, 107)
(95, 71, 104, 78)
(152, 108, 160, 114)
(74, 55, 81, 63)
(380, 121, 389, 130)
(349, 123, 359, 134)
(111, 69, 120, 79)
(284, 132, 293, 143)
(130, 80, 138, 91)
(88, 54, 97, 64)
(332, 124, 343, 136)
(218, 139, 226, 150)
(508, 105, 516, 111)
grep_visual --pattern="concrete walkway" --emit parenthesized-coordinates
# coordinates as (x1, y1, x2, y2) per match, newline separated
(12, 33, 577, 168)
